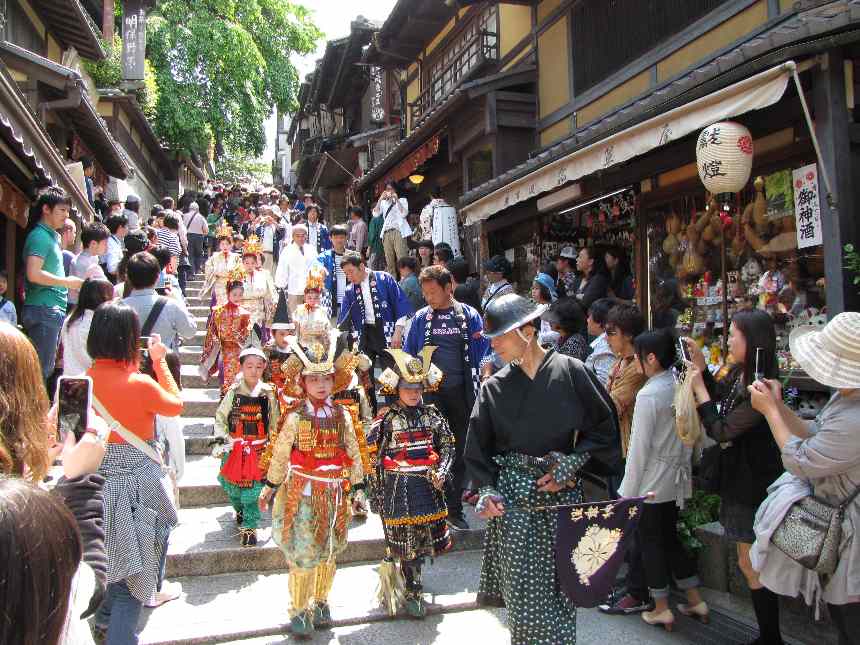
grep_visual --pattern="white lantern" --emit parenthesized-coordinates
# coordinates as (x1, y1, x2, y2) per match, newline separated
(696, 121, 754, 195)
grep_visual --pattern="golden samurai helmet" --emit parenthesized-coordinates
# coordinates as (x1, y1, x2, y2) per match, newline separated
(242, 234, 263, 257)
(378, 347, 444, 395)
(225, 263, 247, 291)
(215, 222, 234, 240)
(283, 329, 358, 394)
(304, 264, 326, 293)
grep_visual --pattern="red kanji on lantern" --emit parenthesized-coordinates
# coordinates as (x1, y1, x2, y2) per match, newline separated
(737, 136, 753, 154)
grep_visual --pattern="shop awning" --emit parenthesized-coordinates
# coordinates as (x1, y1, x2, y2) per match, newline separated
(463, 62, 794, 225)
(0, 62, 96, 223)
(0, 42, 130, 179)
(374, 132, 441, 196)
(311, 148, 359, 191)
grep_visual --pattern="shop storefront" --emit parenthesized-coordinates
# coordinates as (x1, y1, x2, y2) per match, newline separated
(466, 57, 852, 409)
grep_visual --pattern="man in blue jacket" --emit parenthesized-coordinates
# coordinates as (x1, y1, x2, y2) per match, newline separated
(315, 225, 349, 319)
(337, 252, 413, 370)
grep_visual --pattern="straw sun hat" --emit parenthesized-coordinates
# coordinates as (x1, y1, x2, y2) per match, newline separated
(789, 312, 860, 389)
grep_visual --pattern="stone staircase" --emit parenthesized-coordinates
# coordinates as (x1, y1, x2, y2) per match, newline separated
(136, 274, 487, 645)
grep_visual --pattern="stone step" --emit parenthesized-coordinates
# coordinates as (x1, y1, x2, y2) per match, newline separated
(182, 330, 206, 347)
(180, 387, 220, 417)
(227, 608, 509, 645)
(168, 486, 486, 576)
(143, 550, 485, 645)
(194, 316, 207, 331)
(188, 305, 209, 317)
(179, 346, 203, 366)
(180, 363, 209, 388)
(186, 296, 211, 307)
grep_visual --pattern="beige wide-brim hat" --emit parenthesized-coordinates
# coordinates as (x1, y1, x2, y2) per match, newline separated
(789, 312, 860, 389)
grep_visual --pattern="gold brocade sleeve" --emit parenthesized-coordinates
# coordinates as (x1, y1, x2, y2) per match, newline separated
(265, 411, 297, 486)
(341, 406, 364, 486)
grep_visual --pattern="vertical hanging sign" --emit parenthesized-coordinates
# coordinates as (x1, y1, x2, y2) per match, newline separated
(792, 163, 823, 249)
(121, 0, 148, 83)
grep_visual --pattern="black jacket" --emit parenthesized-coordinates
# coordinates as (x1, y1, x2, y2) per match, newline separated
(697, 369, 784, 508)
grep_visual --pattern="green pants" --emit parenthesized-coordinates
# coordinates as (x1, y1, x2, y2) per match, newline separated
(219, 476, 263, 529)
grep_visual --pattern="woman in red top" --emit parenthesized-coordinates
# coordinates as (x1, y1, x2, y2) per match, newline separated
(86, 303, 182, 645)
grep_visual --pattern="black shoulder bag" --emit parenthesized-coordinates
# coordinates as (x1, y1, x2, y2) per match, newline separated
(139, 297, 182, 388)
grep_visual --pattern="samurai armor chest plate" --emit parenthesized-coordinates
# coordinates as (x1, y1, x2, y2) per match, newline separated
(296, 407, 346, 459)
(228, 394, 269, 439)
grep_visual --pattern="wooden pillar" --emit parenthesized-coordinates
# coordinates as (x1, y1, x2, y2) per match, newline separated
(811, 50, 860, 314)
(103, 0, 115, 42)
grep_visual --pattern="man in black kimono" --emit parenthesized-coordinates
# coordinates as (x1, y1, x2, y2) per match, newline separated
(465, 293, 622, 645)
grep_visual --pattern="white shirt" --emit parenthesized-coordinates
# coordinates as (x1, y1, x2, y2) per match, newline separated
(261, 225, 275, 252)
(360, 273, 375, 323)
(61, 310, 95, 376)
(105, 235, 123, 273)
(307, 221, 320, 251)
(274, 242, 315, 295)
(183, 209, 208, 236)
(374, 197, 412, 238)
(334, 253, 346, 304)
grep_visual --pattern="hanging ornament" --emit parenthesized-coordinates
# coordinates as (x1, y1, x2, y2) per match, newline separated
(696, 121, 754, 195)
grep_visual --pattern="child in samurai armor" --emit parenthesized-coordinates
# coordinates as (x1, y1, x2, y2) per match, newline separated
(368, 347, 455, 619)
(203, 222, 242, 307)
(258, 330, 367, 638)
(213, 347, 280, 547)
(200, 266, 252, 395)
(292, 265, 332, 346)
(264, 289, 299, 401)
(333, 350, 375, 518)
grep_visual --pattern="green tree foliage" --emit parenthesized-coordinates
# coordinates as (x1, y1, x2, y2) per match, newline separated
(147, 0, 320, 157)
(214, 151, 272, 184)
(81, 35, 159, 119)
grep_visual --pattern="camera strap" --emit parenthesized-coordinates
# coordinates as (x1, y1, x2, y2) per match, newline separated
(141, 297, 168, 338)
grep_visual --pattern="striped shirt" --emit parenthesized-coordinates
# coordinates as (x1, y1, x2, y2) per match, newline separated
(156, 228, 182, 258)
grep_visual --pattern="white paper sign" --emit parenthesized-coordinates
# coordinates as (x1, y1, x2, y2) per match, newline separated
(792, 164, 822, 249)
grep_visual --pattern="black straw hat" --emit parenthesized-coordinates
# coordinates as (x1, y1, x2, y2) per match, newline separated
(482, 293, 547, 338)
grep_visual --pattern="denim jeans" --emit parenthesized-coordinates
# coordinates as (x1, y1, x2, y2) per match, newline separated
(21, 304, 65, 381)
(95, 581, 143, 645)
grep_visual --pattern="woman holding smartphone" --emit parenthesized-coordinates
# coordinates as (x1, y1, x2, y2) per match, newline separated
(85, 303, 183, 645)
(686, 309, 785, 645)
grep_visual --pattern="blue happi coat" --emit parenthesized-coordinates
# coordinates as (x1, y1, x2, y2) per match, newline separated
(315, 249, 339, 317)
(404, 300, 490, 402)
(337, 270, 414, 346)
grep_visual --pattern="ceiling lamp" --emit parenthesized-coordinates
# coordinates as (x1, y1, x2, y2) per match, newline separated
(409, 173, 425, 185)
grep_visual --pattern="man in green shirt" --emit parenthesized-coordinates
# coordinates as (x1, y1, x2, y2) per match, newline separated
(22, 187, 84, 380)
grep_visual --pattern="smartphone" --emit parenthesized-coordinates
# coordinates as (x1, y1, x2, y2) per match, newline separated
(754, 347, 764, 382)
(56, 376, 92, 442)
(139, 336, 151, 350)
(678, 337, 691, 363)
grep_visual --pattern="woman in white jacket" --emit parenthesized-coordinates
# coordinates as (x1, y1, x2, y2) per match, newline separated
(61, 279, 115, 376)
(619, 327, 706, 631)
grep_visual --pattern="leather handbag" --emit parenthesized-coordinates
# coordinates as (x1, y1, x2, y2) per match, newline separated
(771, 484, 860, 575)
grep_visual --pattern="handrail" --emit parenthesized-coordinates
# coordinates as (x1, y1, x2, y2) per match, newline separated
(409, 29, 499, 127)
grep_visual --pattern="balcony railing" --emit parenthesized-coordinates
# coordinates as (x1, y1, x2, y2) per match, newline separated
(367, 127, 401, 170)
(409, 29, 498, 128)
